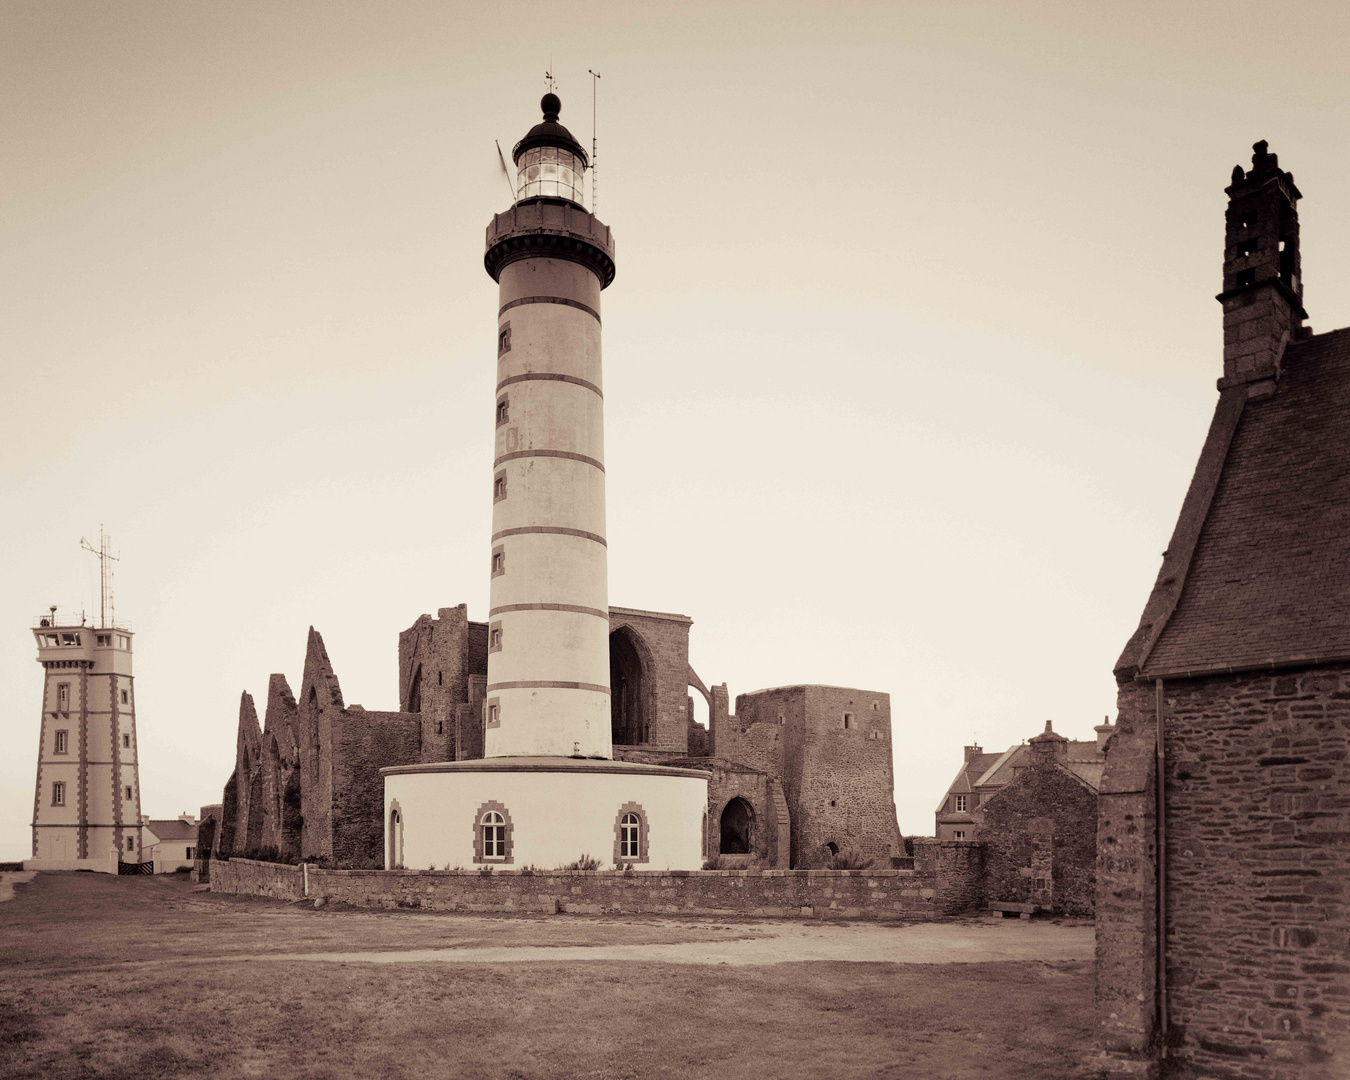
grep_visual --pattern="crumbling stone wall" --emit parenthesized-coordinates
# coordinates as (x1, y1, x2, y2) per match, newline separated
(398, 606, 488, 763)
(976, 761, 1098, 916)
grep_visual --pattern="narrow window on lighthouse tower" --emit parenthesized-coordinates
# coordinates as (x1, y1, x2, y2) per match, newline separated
(496, 397, 509, 426)
(52, 781, 65, 806)
(54, 730, 68, 754)
(491, 546, 506, 577)
(493, 472, 508, 502)
(489, 623, 503, 653)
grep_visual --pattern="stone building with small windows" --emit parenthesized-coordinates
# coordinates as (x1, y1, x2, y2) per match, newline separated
(935, 719, 1111, 842)
(934, 720, 1110, 916)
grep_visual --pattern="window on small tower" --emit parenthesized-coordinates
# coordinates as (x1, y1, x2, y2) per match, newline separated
(52, 781, 65, 806)
(55, 730, 67, 754)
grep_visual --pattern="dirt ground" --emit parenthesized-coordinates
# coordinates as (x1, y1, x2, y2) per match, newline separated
(0, 872, 1099, 1079)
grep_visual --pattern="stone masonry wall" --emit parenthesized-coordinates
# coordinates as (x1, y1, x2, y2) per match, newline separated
(1157, 667, 1350, 1079)
(331, 707, 422, 869)
(794, 687, 899, 867)
(211, 855, 988, 920)
(976, 761, 1098, 916)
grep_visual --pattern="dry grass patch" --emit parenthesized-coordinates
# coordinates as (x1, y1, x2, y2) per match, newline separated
(0, 873, 1097, 1079)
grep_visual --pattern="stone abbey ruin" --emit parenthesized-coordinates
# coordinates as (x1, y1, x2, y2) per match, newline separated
(209, 604, 902, 872)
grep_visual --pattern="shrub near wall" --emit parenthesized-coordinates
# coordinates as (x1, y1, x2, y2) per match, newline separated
(210, 845, 988, 921)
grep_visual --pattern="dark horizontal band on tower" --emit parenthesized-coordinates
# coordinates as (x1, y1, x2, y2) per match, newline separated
(499, 295, 601, 324)
(486, 680, 611, 695)
(489, 603, 610, 620)
(496, 372, 602, 399)
(494, 449, 604, 472)
(492, 526, 607, 547)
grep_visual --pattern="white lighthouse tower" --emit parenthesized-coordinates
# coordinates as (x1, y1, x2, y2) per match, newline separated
(383, 93, 707, 871)
(26, 533, 144, 872)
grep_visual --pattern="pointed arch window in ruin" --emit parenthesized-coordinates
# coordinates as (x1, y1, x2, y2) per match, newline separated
(408, 664, 422, 713)
(719, 797, 753, 855)
(609, 627, 649, 746)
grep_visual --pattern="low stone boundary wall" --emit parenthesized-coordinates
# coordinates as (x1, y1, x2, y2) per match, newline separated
(211, 849, 985, 921)
(210, 857, 304, 901)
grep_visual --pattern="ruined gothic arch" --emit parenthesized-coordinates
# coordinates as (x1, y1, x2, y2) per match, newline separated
(719, 796, 754, 855)
(687, 665, 714, 713)
(609, 624, 657, 746)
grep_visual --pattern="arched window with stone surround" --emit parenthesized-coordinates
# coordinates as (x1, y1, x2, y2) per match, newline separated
(613, 802, 648, 864)
(473, 801, 514, 864)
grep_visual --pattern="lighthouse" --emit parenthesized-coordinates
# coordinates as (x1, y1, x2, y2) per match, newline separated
(382, 93, 707, 871)
(483, 91, 615, 760)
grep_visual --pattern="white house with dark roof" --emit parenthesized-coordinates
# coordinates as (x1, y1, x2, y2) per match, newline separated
(144, 814, 198, 873)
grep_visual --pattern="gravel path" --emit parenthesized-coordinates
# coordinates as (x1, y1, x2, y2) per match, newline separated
(261, 918, 1094, 967)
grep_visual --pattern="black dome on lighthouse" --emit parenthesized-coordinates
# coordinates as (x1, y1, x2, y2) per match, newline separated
(512, 94, 589, 167)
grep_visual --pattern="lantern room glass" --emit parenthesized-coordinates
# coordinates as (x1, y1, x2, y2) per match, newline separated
(516, 146, 586, 205)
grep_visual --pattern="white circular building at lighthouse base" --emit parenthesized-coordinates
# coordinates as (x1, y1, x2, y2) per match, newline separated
(382, 758, 709, 871)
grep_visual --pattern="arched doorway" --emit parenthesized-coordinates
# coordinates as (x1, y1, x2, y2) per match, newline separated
(609, 628, 648, 745)
(720, 797, 753, 855)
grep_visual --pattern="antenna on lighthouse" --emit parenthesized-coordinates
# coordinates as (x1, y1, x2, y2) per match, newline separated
(495, 140, 516, 201)
(79, 526, 118, 629)
(588, 69, 601, 213)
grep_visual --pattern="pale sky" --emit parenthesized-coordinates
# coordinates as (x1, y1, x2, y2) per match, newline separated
(3, 1, 1349, 861)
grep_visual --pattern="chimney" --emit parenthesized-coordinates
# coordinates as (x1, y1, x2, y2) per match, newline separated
(964, 744, 982, 763)
(1218, 141, 1307, 391)
(1094, 715, 1115, 751)
(1028, 720, 1068, 765)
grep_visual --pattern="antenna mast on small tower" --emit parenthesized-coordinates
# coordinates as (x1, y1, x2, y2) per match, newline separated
(79, 526, 118, 629)
(588, 69, 601, 213)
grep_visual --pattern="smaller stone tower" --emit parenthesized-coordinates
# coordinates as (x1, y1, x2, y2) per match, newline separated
(1218, 140, 1306, 388)
(27, 612, 143, 869)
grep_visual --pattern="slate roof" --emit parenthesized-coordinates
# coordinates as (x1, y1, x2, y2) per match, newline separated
(1142, 328, 1350, 676)
(146, 819, 196, 842)
(936, 738, 1106, 813)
